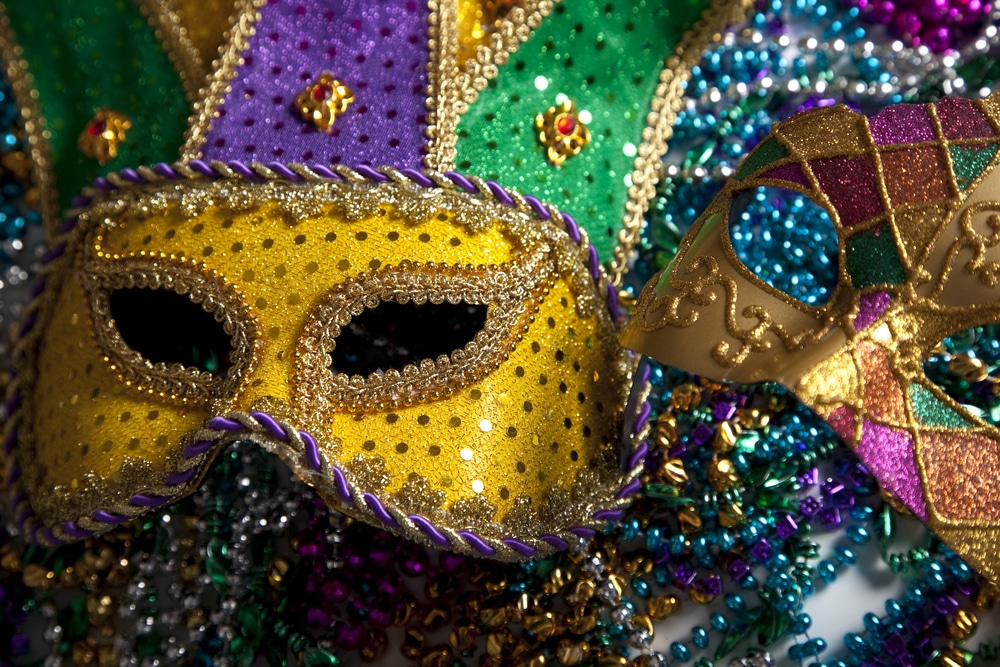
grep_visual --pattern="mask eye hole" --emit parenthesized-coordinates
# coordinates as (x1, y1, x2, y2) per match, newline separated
(108, 287, 234, 375)
(923, 325, 1000, 425)
(728, 185, 839, 307)
(330, 300, 489, 377)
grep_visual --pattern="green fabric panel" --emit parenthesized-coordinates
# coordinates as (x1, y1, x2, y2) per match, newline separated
(949, 143, 999, 191)
(736, 137, 789, 180)
(5, 0, 190, 214)
(453, 0, 711, 262)
(908, 383, 972, 428)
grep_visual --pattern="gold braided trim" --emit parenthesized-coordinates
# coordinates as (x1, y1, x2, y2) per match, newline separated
(180, 0, 266, 160)
(425, 0, 555, 171)
(134, 0, 205, 104)
(0, 4, 58, 237)
(83, 256, 259, 406)
(609, 0, 753, 287)
(424, 0, 460, 172)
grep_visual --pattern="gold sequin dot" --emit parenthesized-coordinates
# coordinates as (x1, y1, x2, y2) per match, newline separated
(428, 445, 440, 456)
(294, 234, 306, 244)
(256, 298, 268, 310)
(396, 442, 408, 453)
(418, 233, 431, 242)
(369, 259, 381, 270)
(80, 444, 89, 456)
(417, 415, 430, 425)
(337, 259, 350, 271)
(231, 241, 243, 252)
(142, 234, 152, 244)
(386, 414, 399, 424)
(570, 450, 579, 461)
(147, 411, 159, 420)
(268, 327, 280, 338)
(287, 294, 301, 305)
(564, 417, 572, 429)
(274, 264, 287, 277)
(506, 426, 517, 437)
(440, 477, 453, 487)
(356, 231, 368, 240)
(243, 269, 255, 281)
(325, 231, 337, 241)
(449, 417, 461, 427)
(449, 237, 461, 246)
(516, 462, 526, 473)
(500, 487, 510, 500)
(539, 374, 548, 385)
(515, 366, 525, 377)
(120, 412, 131, 422)
(470, 389, 482, 399)
(263, 238, 274, 249)
(94, 414, 105, 426)
(155, 435, 168, 446)
(547, 317, 556, 328)
(306, 261, 319, 273)
(192, 223, 204, 233)
(387, 231, 399, 241)
(128, 438, 140, 450)
(363, 440, 376, 451)
(101, 440, 113, 452)
(531, 342, 541, 353)
(524, 401, 533, 412)
(578, 392, 586, 403)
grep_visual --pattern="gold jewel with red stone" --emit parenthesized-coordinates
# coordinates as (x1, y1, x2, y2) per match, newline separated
(77, 110, 131, 165)
(296, 72, 355, 133)
(535, 99, 591, 166)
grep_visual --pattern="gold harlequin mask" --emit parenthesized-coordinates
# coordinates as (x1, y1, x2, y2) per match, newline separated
(623, 92, 1000, 582)
(8, 171, 639, 559)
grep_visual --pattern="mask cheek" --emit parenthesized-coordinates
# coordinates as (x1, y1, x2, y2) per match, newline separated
(624, 210, 833, 386)
(21, 268, 213, 527)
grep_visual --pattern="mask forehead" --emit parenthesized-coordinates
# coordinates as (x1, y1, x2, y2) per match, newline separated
(625, 92, 1000, 583)
(11, 173, 638, 559)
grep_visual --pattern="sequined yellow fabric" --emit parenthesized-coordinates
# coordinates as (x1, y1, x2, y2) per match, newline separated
(13, 175, 633, 558)
(623, 92, 1000, 582)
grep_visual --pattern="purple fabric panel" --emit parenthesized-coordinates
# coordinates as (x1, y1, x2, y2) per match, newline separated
(201, 0, 429, 168)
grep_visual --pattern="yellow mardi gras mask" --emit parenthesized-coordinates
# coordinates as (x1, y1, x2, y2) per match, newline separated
(623, 93, 1000, 582)
(2, 0, 749, 558)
